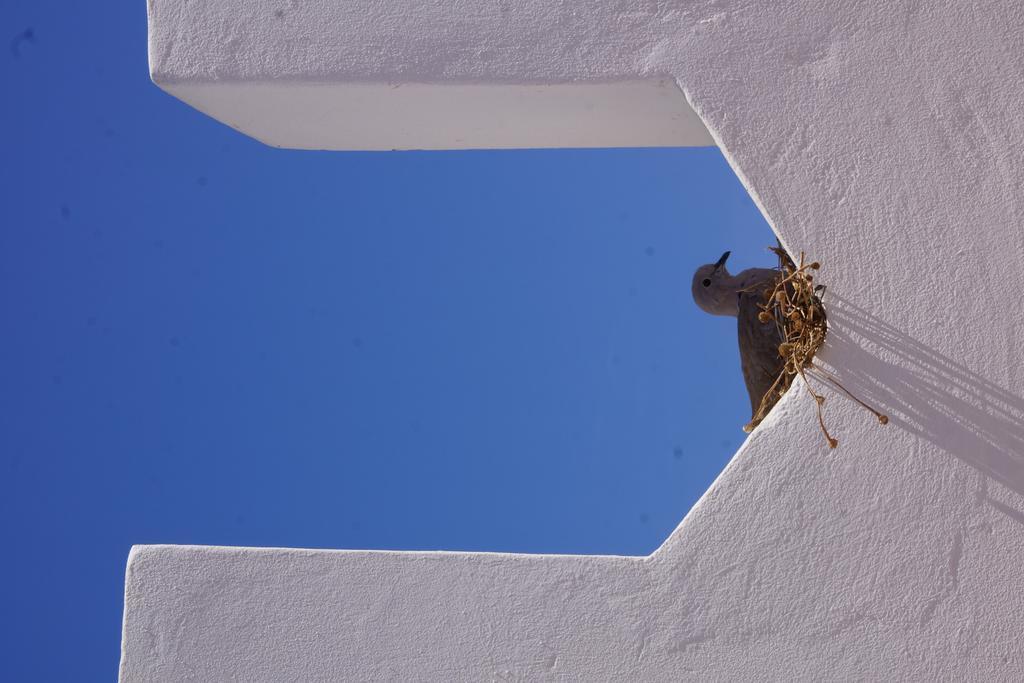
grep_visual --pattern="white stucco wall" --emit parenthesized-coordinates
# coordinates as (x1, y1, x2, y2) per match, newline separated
(124, 1, 1024, 680)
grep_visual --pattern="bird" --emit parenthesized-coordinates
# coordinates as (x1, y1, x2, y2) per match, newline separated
(691, 250, 785, 431)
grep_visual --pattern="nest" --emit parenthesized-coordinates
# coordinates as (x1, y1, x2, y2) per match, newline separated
(750, 246, 887, 448)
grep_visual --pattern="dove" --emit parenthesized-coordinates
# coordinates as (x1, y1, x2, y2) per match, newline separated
(692, 250, 785, 431)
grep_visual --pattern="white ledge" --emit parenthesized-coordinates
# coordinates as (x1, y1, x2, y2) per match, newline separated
(163, 79, 714, 150)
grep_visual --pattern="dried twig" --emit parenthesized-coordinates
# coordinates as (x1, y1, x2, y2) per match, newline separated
(752, 246, 888, 448)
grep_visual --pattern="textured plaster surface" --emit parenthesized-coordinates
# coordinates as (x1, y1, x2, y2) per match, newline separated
(126, 1, 1024, 680)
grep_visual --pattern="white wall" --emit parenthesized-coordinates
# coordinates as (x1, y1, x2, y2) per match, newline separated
(123, 1, 1024, 680)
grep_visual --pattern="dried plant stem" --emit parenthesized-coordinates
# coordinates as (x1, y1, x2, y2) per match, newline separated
(807, 364, 889, 425)
(798, 367, 838, 448)
(748, 245, 887, 448)
(745, 368, 789, 433)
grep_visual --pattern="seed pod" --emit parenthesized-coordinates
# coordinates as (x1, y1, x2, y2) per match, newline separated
(758, 310, 773, 323)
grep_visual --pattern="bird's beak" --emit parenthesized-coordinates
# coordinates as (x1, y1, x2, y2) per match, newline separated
(713, 251, 731, 271)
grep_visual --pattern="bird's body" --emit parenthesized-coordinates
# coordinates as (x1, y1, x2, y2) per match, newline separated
(692, 252, 785, 429)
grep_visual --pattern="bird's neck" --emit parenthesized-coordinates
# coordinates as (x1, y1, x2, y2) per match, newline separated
(732, 267, 778, 289)
(721, 268, 779, 316)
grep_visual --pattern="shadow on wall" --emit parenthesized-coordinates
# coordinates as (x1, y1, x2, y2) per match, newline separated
(822, 295, 1024, 512)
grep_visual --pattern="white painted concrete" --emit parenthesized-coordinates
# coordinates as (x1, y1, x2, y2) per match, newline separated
(163, 80, 714, 150)
(126, 1, 1024, 680)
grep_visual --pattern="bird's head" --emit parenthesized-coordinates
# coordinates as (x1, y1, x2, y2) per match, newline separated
(691, 250, 737, 316)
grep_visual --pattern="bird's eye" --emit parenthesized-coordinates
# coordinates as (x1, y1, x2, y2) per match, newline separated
(702, 278, 712, 288)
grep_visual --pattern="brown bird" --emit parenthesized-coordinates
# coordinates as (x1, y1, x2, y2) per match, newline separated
(691, 250, 785, 431)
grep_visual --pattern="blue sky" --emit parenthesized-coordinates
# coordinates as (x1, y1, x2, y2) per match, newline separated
(1, 1, 776, 679)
